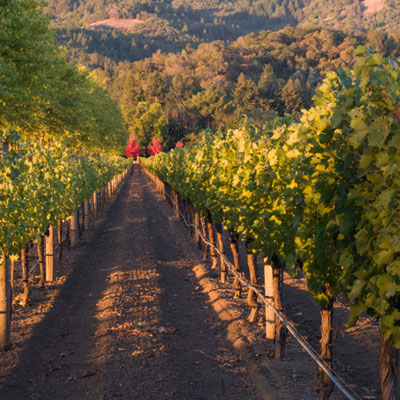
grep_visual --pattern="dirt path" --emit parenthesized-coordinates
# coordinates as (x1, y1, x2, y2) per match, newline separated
(0, 165, 256, 400)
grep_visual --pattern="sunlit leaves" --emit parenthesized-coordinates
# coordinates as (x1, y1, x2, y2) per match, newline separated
(0, 133, 131, 258)
(143, 49, 400, 347)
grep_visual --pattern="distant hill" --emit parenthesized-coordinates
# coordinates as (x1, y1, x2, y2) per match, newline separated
(46, 0, 400, 70)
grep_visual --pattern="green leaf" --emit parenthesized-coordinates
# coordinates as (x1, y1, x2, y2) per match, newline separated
(368, 118, 392, 147)
(348, 302, 367, 327)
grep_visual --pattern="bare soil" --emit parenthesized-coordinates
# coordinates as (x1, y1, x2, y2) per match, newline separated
(362, 0, 385, 14)
(0, 165, 381, 400)
(88, 18, 144, 30)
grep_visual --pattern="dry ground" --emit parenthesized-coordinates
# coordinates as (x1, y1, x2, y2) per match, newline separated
(0, 165, 381, 399)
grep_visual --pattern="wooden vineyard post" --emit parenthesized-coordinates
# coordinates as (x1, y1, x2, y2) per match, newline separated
(70, 210, 79, 248)
(38, 236, 45, 288)
(66, 220, 70, 250)
(78, 205, 83, 236)
(162, 181, 166, 199)
(229, 230, 242, 299)
(246, 240, 259, 323)
(21, 244, 30, 307)
(57, 220, 63, 262)
(102, 187, 106, 206)
(10, 258, 15, 290)
(0, 256, 11, 351)
(215, 223, 227, 283)
(272, 255, 285, 358)
(46, 226, 54, 282)
(264, 259, 275, 340)
(380, 335, 400, 400)
(84, 199, 90, 231)
(92, 191, 98, 220)
(100, 188, 104, 208)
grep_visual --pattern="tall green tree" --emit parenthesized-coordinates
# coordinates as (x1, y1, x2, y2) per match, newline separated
(126, 101, 169, 150)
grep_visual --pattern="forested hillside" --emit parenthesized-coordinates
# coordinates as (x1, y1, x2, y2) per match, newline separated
(47, 0, 400, 70)
(95, 25, 400, 152)
(53, 0, 299, 70)
(40, 0, 400, 152)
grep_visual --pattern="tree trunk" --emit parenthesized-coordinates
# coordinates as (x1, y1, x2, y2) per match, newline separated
(173, 190, 180, 218)
(206, 213, 218, 270)
(215, 223, 226, 283)
(194, 211, 201, 249)
(316, 298, 334, 400)
(0, 257, 11, 351)
(21, 244, 30, 307)
(272, 255, 285, 358)
(246, 240, 259, 322)
(229, 230, 241, 299)
(200, 213, 209, 261)
(381, 334, 400, 400)
(37, 236, 45, 288)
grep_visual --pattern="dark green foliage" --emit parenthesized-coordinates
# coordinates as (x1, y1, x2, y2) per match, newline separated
(47, 0, 400, 72)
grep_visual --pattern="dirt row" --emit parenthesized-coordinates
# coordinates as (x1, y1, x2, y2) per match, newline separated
(0, 165, 381, 399)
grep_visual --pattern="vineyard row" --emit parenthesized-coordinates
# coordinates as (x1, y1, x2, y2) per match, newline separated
(0, 136, 133, 351)
(140, 49, 400, 400)
(142, 165, 358, 400)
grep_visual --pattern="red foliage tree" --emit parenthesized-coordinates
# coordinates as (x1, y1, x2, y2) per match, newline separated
(148, 138, 163, 156)
(125, 139, 141, 159)
(175, 140, 184, 148)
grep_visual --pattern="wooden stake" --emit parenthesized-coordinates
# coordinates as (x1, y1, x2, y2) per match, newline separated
(0, 256, 11, 351)
(57, 220, 63, 261)
(38, 236, 45, 288)
(70, 210, 79, 248)
(92, 191, 98, 219)
(21, 244, 30, 307)
(46, 226, 54, 282)
(10, 258, 14, 290)
(84, 199, 90, 231)
(264, 260, 275, 340)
